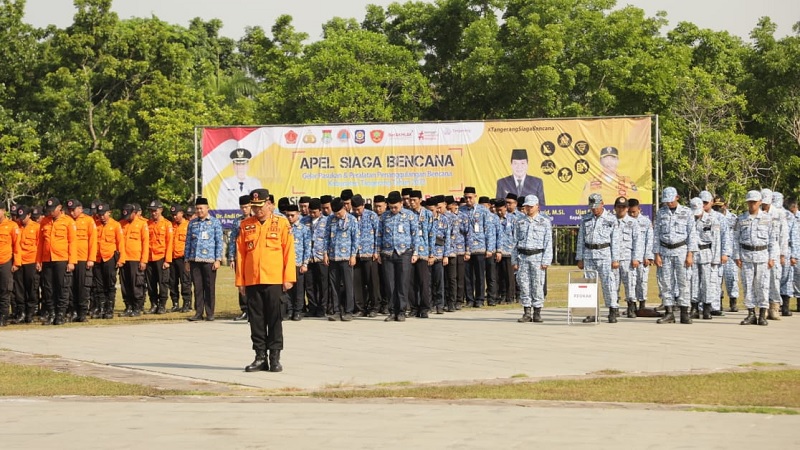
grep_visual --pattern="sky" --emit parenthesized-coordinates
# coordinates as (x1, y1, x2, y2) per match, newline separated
(21, 0, 800, 42)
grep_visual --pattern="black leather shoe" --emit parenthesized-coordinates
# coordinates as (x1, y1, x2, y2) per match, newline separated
(170, 304, 181, 312)
(268, 350, 283, 372)
(367, 311, 377, 318)
(187, 315, 203, 322)
(384, 314, 396, 322)
(418, 311, 429, 318)
(233, 312, 248, 321)
(291, 312, 302, 321)
(146, 306, 158, 314)
(205, 316, 215, 321)
(245, 352, 268, 372)
(396, 314, 405, 322)
(341, 314, 353, 322)
(130, 310, 142, 317)
(435, 306, 444, 314)
(328, 314, 341, 321)
(53, 314, 65, 326)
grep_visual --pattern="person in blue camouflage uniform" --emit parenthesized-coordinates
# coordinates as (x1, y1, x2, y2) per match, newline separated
(577, 193, 621, 323)
(286, 204, 310, 321)
(513, 195, 552, 323)
(690, 197, 725, 320)
(302, 199, 330, 317)
(372, 195, 389, 314)
(653, 187, 697, 324)
(228, 195, 252, 321)
(494, 199, 517, 305)
(733, 190, 778, 326)
(351, 194, 381, 317)
(479, 197, 502, 306)
(612, 197, 643, 319)
(698, 191, 730, 316)
(505, 193, 524, 303)
(627, 199, 653, 312)
(760, 188, 789, 321)
(445, 196, 465, 311)
(772, 192, 795, 317)
(460, 187, 496, 308)
(713, 196, 740, 311)
(408, 190, 434, 318)
(377, 191, 419, 322)
(324, 198, 359, 321)
(428, 196, 451, 314)
(788, 200, 800, 313)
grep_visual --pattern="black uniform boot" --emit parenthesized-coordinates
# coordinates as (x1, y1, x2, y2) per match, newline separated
(657, 306, 675, 324)
(740, 308, 757, 325)
(245, 351, 268, 372)
(608, 307, 618, 323)
(690, 302, 700, 319)
(638, 300, 646, 313)
(781, 296, 793, 316)
(626, 301, 636, 319)
(702, 303, 712, 320)
(758, 307, 769, 326)
(680, 306, 693, 324)
(729, 298, 738, 312)
(517, 307, 532, 323)
(268, 350, 283, 372)
(795, 298, 800, 313)
(532, 307, 543, 323)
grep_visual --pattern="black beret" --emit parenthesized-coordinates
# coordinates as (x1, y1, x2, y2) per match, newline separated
(285, 204, 299, 212)
(493, 199, 506, 208)
(320, 195, 333, 204)
(478, 196, 490, 204)
(627, 198, 640, 207)
(505, 193, 518, 201)
(464, 187, 476, 195)
(410, 190, 422, 199)
(194, 197, 209, 206)
(351, 195, 365, 208)
(309, 198, 322, 210)
(278, 197, 291, 211)
(401, 188, 413, 196)
(445, 195, 456, 205)
(511, 148, 528, 161)
(331, 197, 344, 213)
(340, 189, 354, 201)
(373, 195, 386, 203)
(299, 196, 311, 204)
(387, 191, 403, 204)
(238, 195, 251, 206)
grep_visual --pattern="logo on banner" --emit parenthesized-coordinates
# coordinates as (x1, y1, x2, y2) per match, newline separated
(370, 130, 384, 143)
(418, 130, 437, 141)
(354, 130, 366, 144)
(284, 130, 298, 145)
(388, 130, 413, 140)
(337, 129, 351, 143)
(322, 130, 333, 144)
(302, 131, 317, 144)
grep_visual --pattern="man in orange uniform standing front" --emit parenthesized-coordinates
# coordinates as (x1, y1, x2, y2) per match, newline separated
(94, 203, 125, 319)
(146, 200, 173, 314)
(169, 204, 192, 312)
(0, 204, 21, 327)
(13, 206, 38, 324)
(236, 189, 295, 373)
(67, 199, 98, 322)
(36, 198, 77, 325)
(119, 204, 149, 317)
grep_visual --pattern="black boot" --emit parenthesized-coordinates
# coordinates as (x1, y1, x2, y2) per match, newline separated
(53, 314, 65, 326)
(781, 296, 793, 316)
(729, 298, 738, 312)
(268, 350, 283, 372)
(0, 316, 7, 327)
(608, 307, 618, 323)
(626, 301, 636, 319)
(680, 306, 692, 324)
(740, 308, 757, 325)
(758, 307, 768, 326)
(245, 351, 268, 372)
(796, 298, 800, 313)
(517, 307, 532, 323)
(532, 307, 543, 323)
(702, 303, 712, 320)
(657, 306, 675, 324)
(638, 300, 646, 312)
(690, 302, 700, 319)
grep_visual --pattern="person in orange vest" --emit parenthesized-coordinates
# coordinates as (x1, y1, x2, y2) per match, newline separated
(36, 198, 77, 325)
(12, 205, 38, 324)
(146, 200, 174, 314)
(169, 204, 192, 312)
(0, 204, 21, 326)
(93, 203, 125, 319)
(66, 199, 98, 322)
(236, 189, 295, 372)
(119, 204, 149, 317)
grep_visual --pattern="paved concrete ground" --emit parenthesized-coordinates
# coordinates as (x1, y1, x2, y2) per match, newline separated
(1, 308, 799, 390)
(1, 308, 799, 449)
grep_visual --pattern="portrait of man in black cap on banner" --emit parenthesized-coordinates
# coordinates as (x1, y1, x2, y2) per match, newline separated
(217, 147, 263, 210)
(495, 149, 546, 206)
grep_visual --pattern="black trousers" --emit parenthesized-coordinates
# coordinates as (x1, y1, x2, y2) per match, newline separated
(329, 260, 354, 315)
(306, 261, 329, 316)
(465, 253, 486, 305)
(412, 259, 432, 313)
(289, 267, 305, 313)
(94, 257, 118, 313)
(376, 259, 388, 311)
(190, 261, 216, 318)
(246, 284, 284, 352)
(13, 263, 38, 316)
(497, 256, 516, 302)
(485, 255, 498, 304)
(353, 258, 380, 313)
(446, 255, 466, 306)
(41, 260, 70, 316)
(169, 256, 192, 308)
(146, 258, 170, 309)
(430, 260, 445, 308)
(383, 251, 411, 314)
(119, 261, 145, 311)
(0, 260, 12, 318)
(70, 261, 93, 317)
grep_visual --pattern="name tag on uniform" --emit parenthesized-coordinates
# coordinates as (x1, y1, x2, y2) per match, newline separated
(474, 223, 480, 232)
(201, 232, 209, 240)
(398, 225, 404, 233)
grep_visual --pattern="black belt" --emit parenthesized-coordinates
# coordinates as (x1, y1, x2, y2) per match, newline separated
(584, 243, 610, 250)
(698, 243, 712, 250)
(518, 248, 544, 256)
(742, 244, 768, 252)
(660, 240, 687, 250)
